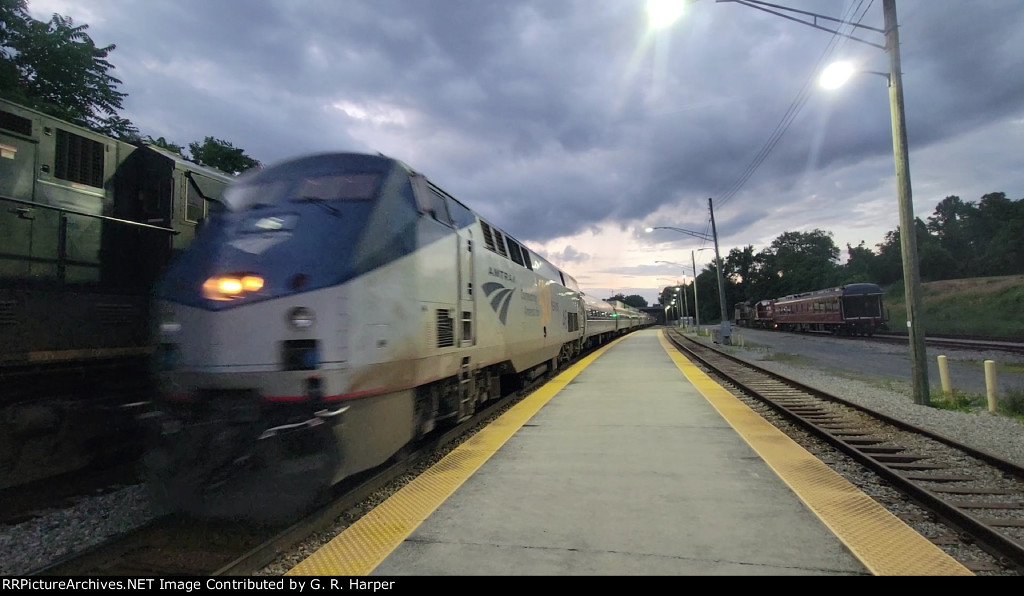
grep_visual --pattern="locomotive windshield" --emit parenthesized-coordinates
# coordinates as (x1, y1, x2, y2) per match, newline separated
(222, 172, 381, 211)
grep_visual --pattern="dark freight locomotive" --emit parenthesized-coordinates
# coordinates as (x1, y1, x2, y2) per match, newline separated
(0, 98, 233, 488)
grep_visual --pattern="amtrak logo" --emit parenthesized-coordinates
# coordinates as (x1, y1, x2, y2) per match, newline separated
(482, 282, 513, 325)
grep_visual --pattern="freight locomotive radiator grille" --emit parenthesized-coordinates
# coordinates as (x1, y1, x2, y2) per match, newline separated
(0, 109, 32, 135)
(0, 300, 16, 325)
(95, 303, 138, 325)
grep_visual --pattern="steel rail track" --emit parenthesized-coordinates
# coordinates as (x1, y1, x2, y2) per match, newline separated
(666, 330, 1024, 574)
(871, 333, 1024, 355)
(1, 358, 153, 492)
(742, 328, 1024, 355)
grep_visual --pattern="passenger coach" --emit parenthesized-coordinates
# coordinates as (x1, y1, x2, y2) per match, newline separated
(773, 283, 886, 336)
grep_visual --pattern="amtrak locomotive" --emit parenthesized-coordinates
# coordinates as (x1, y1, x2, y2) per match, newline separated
(144, 152, 648, 522)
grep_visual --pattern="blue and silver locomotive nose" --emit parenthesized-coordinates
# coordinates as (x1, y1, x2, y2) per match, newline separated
(145, 153, 430, 521)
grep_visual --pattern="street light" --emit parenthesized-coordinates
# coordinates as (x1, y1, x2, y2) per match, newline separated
(657, 275, 687, 328)
(646, 223, 731, 344)
(657, 265, 690, 328)
(716, 0, 929, 404)
(656, 278, 678, 324)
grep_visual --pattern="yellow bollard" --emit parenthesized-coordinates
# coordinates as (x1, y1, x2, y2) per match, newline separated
(937, 355, 951, 395)
(985, 360, 998, 412)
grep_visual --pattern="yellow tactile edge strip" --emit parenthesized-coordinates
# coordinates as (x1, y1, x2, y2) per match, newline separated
(656, 330, 973, 576)
(286, 336, 629, 576)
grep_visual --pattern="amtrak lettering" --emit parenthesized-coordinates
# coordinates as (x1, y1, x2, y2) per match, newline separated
(488, 267, 515, 283)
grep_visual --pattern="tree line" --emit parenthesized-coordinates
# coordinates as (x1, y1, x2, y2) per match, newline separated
(645, 191, 1023, 323)
(0, 0, 260, 174)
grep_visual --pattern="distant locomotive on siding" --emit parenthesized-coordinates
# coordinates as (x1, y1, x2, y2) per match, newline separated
(734, 283, 886, 336)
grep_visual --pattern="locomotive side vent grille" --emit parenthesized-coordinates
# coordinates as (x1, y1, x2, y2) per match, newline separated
(55, 128, 105, 188)
(96, 303, 137, 325)
(0, 300, 17, 325)
(567, 311, 580, 333)
(0, 110, 32, 136)
(480, 221, 497, 252)
(436, 309, 454, 348)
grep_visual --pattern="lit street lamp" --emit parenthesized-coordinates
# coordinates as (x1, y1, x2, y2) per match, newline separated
(657, 275, 687, 328)
(780, 0, 930, 404)
(817, 49, 928, 404)
(663, 0, 930, 404)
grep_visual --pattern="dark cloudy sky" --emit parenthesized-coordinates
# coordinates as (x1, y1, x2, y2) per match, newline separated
(28, 0, 1024, 305)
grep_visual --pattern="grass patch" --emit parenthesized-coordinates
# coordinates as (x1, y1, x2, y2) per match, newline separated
(998, 388, 1024, 419)
(757, 350, 810, 365)
(884, 274, 1024, 339)
(930, 389, 986, 413)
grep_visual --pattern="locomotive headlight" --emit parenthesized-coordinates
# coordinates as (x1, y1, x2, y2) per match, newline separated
(201, 273, 265, 301)
(288, 307, 316, 329)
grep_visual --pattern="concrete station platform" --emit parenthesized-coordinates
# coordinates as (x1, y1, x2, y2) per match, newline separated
(285, 328, 973, 576)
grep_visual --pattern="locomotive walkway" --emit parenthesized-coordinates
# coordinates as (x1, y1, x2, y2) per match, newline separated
(285, 328, 972, 576)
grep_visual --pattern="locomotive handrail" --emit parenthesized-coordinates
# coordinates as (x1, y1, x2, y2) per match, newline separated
(1, 194, 180, 235)
(315, 406, 350, 419)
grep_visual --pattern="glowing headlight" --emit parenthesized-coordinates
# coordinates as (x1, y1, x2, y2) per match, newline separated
(201, 274, 265, 301)
(288, 307, 316, 329)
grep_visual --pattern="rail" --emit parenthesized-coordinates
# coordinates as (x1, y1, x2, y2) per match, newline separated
(1, 194, 179, 285)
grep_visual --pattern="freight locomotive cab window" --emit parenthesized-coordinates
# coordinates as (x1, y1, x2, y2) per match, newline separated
(184, 178, 206, 223)
(54, 129, 104, 188)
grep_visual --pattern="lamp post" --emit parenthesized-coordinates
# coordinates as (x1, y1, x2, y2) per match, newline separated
(646, 223, 731, 345)
(707, 198, 731, 345)
(712, 0, 929, 404)
(657, 277, 683, 326)
(657, 267, 689, 328)
(691, 250, 702, 332)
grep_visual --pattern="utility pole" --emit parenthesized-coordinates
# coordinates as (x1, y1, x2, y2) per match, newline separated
(884, 0, 929, 405)
(708, 198, 730, 345)
(679, 285, 687, 328)
(715, 0, 929, 404)
(691, 250, 701, 332)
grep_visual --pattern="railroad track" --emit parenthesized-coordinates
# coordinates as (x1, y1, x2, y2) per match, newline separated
(666, 329, 1024, 575)
(0, 357, 154, 492)
(26, 378, 541, 576)
(871, 332, 1024, 355)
